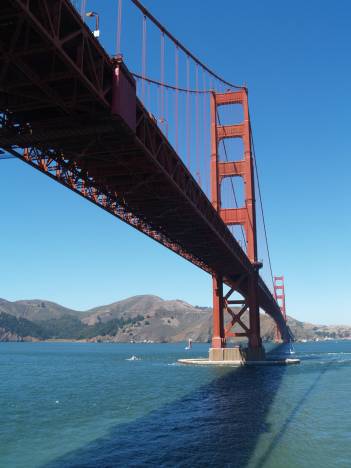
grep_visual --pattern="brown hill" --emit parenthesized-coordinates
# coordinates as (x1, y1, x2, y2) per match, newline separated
(0, 298, 82, 321)
(0, 295, 350, 342)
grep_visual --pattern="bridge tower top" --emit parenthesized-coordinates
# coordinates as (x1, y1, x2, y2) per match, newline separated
(274, 275, 287, 342)
(274, 276, 287, 320)
(210, 89, 257, 263)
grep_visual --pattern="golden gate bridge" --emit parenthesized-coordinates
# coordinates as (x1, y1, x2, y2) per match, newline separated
(0, 0, 293, 360)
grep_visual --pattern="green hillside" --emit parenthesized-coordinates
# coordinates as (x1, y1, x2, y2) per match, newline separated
(0, 311, 144, 340)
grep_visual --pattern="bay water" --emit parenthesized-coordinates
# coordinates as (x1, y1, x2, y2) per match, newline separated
(1, 341, 350, 467)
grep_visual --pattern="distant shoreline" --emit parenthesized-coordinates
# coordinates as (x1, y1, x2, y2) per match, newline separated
(2, 337, 351, 344)
(2, 295, 351, 343)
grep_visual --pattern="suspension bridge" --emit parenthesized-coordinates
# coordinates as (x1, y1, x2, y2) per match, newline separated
(0, 0, 293, 360)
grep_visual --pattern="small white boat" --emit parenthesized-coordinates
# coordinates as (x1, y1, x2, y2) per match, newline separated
(126, 355, 140, 361)
(285, 358, 300, 365)
(185, 338, 192, 350)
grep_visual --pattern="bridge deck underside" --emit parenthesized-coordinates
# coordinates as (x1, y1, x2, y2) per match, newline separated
(0, 0, 291, 340)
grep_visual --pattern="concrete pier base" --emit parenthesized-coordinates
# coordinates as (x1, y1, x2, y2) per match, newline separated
(178, 346, 300, 366)
(209, 346, 265, 363)
(177, 357, 300, 366)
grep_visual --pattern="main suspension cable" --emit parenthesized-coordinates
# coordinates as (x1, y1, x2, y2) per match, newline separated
(132, 73, 215, 94)
(130, 0, 243, 90)
(249, 113, 274, 289)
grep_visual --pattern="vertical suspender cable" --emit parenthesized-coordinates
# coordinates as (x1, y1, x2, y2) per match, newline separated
(250, 118, 274, 289)
(147, 80, 151, 113)
(129, 0, 243, 90)
(157, 84, 160, 122)
(141, 15, 147, 102)
(116, 0, 123, 55)
(81, 0, 86, 18)
(186, 55, 190, 169)
(195, 64, 200, 186)
(203, 69, 208, 197)
(160, 31, 165, 121)
(165, 87, 169, 137)
(175, 46, 179, 153)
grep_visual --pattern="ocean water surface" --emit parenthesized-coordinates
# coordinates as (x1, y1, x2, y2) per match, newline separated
(1, 341, 351, 467)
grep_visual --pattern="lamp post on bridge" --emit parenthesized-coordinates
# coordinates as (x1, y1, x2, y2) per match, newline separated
(86, 11, 100, 38)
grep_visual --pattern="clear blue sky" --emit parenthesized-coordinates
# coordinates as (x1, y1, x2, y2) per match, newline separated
(1, 0, 350, 325)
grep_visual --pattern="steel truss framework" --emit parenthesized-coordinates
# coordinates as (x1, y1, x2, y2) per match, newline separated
(7, 142, 212, 274)
(224, 275, 251, 339)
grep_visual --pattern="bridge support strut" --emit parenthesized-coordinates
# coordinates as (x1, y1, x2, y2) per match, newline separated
(210, 89, 264, 360)
(211, 275, 225, 349)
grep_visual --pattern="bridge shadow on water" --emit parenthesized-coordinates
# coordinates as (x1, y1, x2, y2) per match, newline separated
(46, 349, 290, 468)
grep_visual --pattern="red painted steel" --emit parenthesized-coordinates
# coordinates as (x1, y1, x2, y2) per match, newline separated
(274, 276, 287, 342)
(112, 57, 136, 131)
(210, 90, 262, 349)
(0, 0, 292, 343)
(212, 276, 225, 348)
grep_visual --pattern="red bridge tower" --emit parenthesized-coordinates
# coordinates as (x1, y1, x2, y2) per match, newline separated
(274, 276, 287, 342)
(210, 89, 264, 359)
